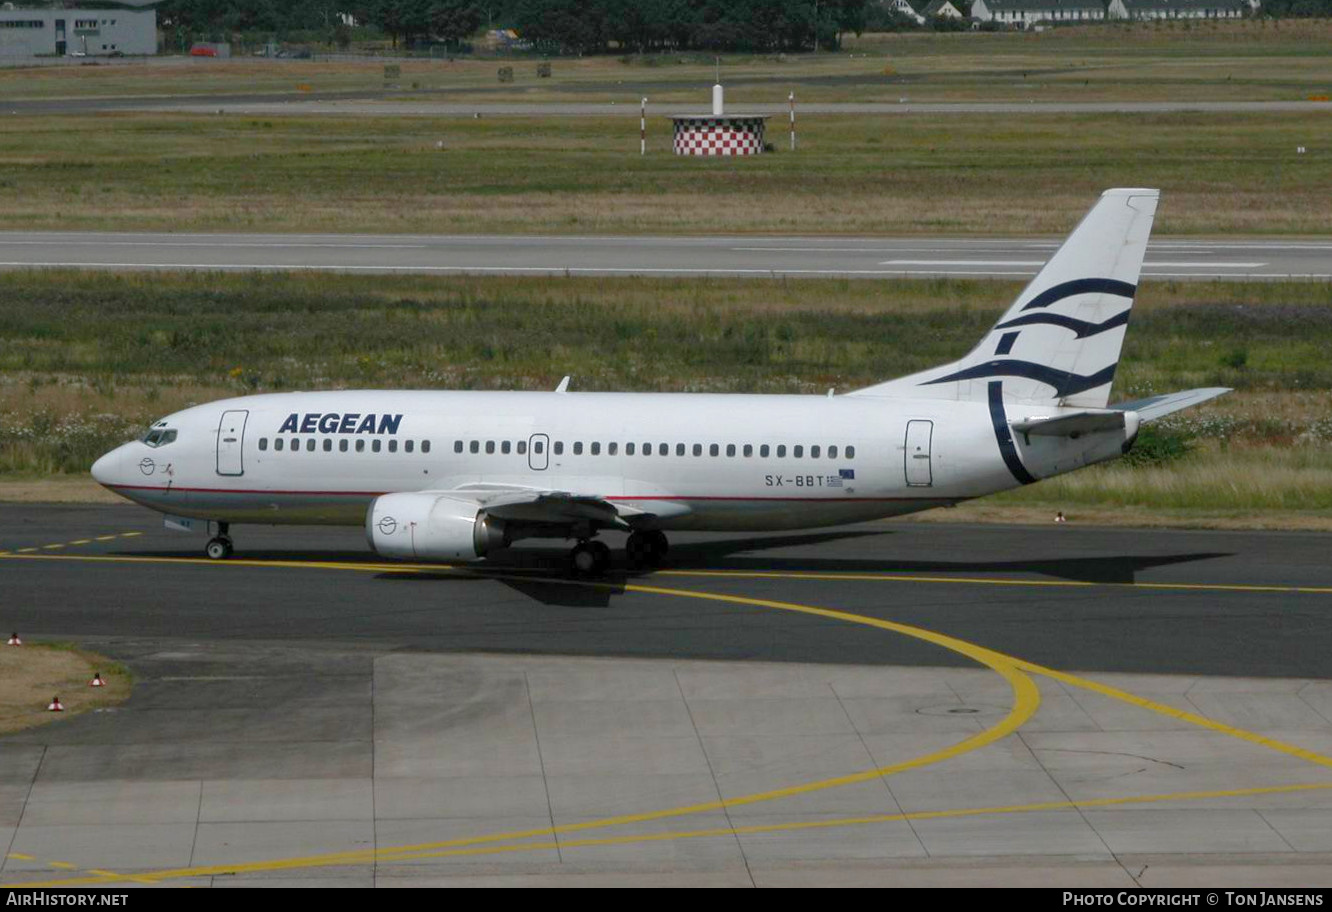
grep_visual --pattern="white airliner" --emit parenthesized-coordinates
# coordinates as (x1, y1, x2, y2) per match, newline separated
(92, 189, 1227, 574)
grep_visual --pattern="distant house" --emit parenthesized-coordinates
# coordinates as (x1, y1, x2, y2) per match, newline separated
(887, 0, 928, 24)
(922, 0, 967, 17)
(1106, 0, 1250, 18)
(970, 0, 1108, 24)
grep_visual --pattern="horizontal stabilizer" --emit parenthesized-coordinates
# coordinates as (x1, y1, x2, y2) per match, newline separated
(1011, 410, 1127, 439)
(1109, 387, 1231, 423)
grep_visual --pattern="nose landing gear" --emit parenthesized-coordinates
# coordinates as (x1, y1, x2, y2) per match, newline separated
(205, 522, 233, 560)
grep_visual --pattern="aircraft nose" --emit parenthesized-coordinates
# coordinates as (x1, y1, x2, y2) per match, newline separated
(91, 449, 118, 486)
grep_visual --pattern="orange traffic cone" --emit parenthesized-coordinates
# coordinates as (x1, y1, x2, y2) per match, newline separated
(89, 672, 105, 688)
(6, 632, 20, 646)
(47, 696, 64, 712)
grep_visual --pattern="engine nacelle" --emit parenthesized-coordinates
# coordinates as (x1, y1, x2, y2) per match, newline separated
(366, 493, 507, 562)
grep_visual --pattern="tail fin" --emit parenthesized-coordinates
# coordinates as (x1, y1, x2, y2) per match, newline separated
(850, 188, 1159, 408)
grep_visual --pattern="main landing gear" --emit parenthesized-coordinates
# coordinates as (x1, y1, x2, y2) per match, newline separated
(568, 530, 669, 576)
(625, 529, 668, 571)
(205, 522, 233, 560)
(570, 539, 611, 576)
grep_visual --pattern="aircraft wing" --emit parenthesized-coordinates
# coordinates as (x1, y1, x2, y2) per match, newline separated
(423, 483, 640, 529)
(1108, 387, 1231, 422)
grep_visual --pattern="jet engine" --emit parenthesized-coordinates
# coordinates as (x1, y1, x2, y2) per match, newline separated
(366, 493, 508, 561)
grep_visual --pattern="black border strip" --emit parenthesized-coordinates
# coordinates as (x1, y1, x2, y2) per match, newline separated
(988, 381, 1038, 485)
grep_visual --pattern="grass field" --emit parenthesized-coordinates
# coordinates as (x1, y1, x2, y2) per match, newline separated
(0, 109, 1327, 235)
(0, 643, 130, 735)
(0, 269, 1327, 523)
(2, 21, 1329, 105)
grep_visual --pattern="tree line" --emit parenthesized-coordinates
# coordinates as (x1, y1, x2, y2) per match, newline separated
(131, 0, 1332, 49)
(147, 0, 871, 51)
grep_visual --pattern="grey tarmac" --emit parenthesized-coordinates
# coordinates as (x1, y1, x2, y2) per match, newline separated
(2, 231, 1328, 280)
(2, 503, 1332, 886)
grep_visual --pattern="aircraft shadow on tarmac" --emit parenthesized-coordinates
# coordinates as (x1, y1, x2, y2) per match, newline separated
(127, 530, 1233, 609)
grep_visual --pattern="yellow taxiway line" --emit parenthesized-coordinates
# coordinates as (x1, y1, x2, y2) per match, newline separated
(4, 550, 1332, 887)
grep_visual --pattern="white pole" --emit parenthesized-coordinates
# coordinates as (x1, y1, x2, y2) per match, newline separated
(789, 91, 796, 152)
(640, 97, 646, 155)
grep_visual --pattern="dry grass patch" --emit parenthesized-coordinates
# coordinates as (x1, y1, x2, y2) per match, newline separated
(0, 643, 130, 734)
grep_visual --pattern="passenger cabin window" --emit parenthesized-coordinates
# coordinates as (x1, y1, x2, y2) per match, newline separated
(389, 440, 398, 453)
(372, 440, 382, 453)
(626, 443, 635, 456)
(573, 442, 583, 455)
(485, 441, 494, 454)
(291, 438, 300, 451)
(454, 441, 463, 454)
(518, 440, 527, 455)
(470, 441, 479, 454)
(726, 444, 736, 457)
(743, 444, 753, 457)
(554, 441, 564, 455)
(275, 438, 284, 451)
(710, 444, 719, 456)
(340, 440, 349, 452)
(828, 446, 837, 459)
(356, 440, 365, 452)
(608, 442, 617, 455)
(591, 442, 600, 456)
(676, 443, 685, 456)
(793, 445, 803, 458)
(660, 444, 669, 456)
(533, 440, 544, 454)
(777, 445, 787, 457)
(760, 444, 769, 457)
(846, 445, 855, 459)
(323, 439, 332, 452)
(501, 441, 510, 455)
(307, 439, 316, 452)
(693, 444, 702, 457)
(811, 445, 821, 459)
(405, 440, 414, 453)
(422, 440, 431, 454)
(259, 438, 268, 451)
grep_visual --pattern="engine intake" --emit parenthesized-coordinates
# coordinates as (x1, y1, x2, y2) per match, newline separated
(366, 492, 507, 562)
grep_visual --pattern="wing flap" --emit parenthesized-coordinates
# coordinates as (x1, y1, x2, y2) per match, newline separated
(425, 484, 636, 529)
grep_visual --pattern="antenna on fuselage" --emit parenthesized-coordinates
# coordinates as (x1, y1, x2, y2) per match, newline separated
(555, 376, 571, 393)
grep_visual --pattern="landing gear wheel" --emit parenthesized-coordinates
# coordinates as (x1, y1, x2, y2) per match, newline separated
(205, 537, 233, 560)
(625, 530, 668, 569)
(570, 540, 611, 576)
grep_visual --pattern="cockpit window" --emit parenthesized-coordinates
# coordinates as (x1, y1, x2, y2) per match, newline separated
(141, 428, 178, 448)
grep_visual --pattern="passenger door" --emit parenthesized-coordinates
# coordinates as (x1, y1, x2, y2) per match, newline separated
(216, 409, 249, 476)
(904, 420, 933, 487)
(528, 433, 549, 471)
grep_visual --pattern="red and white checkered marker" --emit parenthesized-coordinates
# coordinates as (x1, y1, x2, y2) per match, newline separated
(6, 632, 20, 646)
(672, 117, 767, 157)
(90, 672, 105, 688)
(47, 696, 64, 712)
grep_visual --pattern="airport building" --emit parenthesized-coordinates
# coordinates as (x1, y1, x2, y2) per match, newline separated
(0, 7, 157, 58)
(969, 0, 1257, 23)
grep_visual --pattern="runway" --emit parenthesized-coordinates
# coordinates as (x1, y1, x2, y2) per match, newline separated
(3, 504, 1332, 886)
(3, 231, 1329, 280)
(7, 93, 1332, 118)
